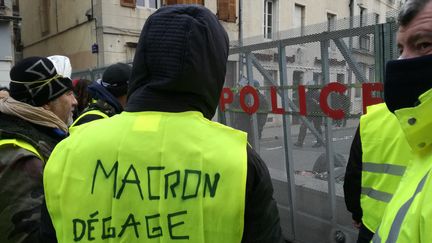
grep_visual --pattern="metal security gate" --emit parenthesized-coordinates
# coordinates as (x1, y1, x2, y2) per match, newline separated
(218, 19, 397, 243)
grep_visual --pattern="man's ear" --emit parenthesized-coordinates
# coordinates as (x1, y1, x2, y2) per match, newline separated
(42, 102, 51, 111)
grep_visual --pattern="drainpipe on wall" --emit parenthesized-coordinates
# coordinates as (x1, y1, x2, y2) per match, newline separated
(91, 0, 99, 68)
(238, 0, 243, 81)
(348, 0, 354, 99)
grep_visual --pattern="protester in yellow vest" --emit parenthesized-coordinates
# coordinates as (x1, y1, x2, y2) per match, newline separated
(343, 103, 412, 243)
(40, 5, 284, 243)
(70, 62, 131, 129)
(371, 0, 432, 242)
(0, 56, 77, 242)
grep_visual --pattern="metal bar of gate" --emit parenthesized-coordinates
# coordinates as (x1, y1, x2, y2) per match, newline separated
(278, 43, 298, 240)
(320, 39, 338, 227)
(250, 53, 325, 145)
(245, 52, 261, 151)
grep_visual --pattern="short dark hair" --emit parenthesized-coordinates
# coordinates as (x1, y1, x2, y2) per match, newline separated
(398, 0, 432, 26)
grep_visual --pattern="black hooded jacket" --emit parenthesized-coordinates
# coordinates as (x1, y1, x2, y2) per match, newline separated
(40, 5, 283, 243)
(126, 5, 283, 242)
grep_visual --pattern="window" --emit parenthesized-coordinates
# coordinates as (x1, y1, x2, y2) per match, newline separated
(264, 0, 274, 39)
(358, 7, 370, 50)
(337, 73, 345, 84)
(294, 4, 305, 36)
(0, 0, 4, 7)
(369, 67, 375, 82)
(375, 13, 380, 24)
(327, 13, 337, 50)
(327, 13, 336, 31)
(313, 72, 322, 84)
(136, 0, 160, 8)
(217, 0, 236, 22)
(359, 34, 370, 51)
(40, 0, 50, 35)
(360, 7, 367, 27)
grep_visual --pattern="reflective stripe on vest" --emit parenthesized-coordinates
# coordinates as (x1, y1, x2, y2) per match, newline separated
(70, 109, 109, 127)
(360, 103, 412, 232)
(0, 139, 43, 161)
(44, 111, 247, 243)
(372, 171, 430, 243)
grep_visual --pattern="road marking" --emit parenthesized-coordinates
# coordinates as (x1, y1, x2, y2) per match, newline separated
(266, 146, 283, 151)
(332, 135, 353, 142)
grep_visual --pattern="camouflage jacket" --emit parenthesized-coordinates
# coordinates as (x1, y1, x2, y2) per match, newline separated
(0, 113, 63, 243)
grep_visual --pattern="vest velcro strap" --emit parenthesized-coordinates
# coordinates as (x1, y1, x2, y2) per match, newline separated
(361, 187, 393, 202)
(363, 162, 406, 176)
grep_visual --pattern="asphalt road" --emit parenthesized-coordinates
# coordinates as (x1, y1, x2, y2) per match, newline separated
(257, 125, 357, 181)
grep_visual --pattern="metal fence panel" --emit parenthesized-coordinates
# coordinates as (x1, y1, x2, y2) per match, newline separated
(221, 17, 397, 243)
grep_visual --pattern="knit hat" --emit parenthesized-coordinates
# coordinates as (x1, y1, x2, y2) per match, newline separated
(9, 56, 73, 106)
(101, 62, 131, 97)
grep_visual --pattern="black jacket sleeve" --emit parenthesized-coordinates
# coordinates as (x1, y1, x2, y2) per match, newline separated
(39, 199, 57, 243)
(242, 146, 285, 243)
(343, 126, 363, 222)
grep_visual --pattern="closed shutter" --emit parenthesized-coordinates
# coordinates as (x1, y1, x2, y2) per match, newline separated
(165, 0, 204, 4)
(166, 0, 178, 4)
(228, 0, 236, 22)
(120, 0, 136, 8)
(217, 0, 236, 22)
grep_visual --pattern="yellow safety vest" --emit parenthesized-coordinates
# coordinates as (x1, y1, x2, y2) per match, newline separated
(373, 89, 432, 243)
(69, 109, 109, 131)
(44, 111, 247, 243)
(0, 139, 43, 161)
(360, 103, 412, 232)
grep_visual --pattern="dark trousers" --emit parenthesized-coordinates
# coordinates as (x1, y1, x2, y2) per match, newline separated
(357, 224, 374, 243)
(297, 117, 322, 144)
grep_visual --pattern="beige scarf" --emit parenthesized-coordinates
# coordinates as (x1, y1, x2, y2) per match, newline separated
(0, 91, 68, 133)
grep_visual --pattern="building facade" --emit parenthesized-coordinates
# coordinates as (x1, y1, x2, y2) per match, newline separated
(0, 0, 19, 87)
(19, 0, 402, 72)
(19, 0, 238, 71)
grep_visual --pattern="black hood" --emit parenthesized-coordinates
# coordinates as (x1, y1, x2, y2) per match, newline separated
(125, 5, 229, 119)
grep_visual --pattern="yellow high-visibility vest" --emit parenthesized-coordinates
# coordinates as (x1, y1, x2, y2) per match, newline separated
(44, 111, 247, 243)
(69, 109, 109, 131)
(360, 103, 412, 232)
(0, 139, 43, 161)
(373, 89, 432, 243)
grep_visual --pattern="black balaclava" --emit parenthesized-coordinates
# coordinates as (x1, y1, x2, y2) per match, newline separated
(385, 54, 432, 112)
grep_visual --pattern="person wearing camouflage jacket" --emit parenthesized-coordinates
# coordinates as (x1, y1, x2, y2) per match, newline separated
(0, 56, 76, 242)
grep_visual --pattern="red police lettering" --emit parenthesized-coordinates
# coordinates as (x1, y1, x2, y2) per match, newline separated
(239, 85, 259, 115)
(362, 83, 383, 114)
(320, 82, 347, 120)
(219, 87, 233, 112)
(271, 86, 284, 114)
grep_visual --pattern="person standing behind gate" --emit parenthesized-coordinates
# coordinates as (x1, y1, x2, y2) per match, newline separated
(0, 56, 76, 243)
(231, 78, 270, 143)
(40, 5, 284, 243)
(294, 83, 323, 148)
